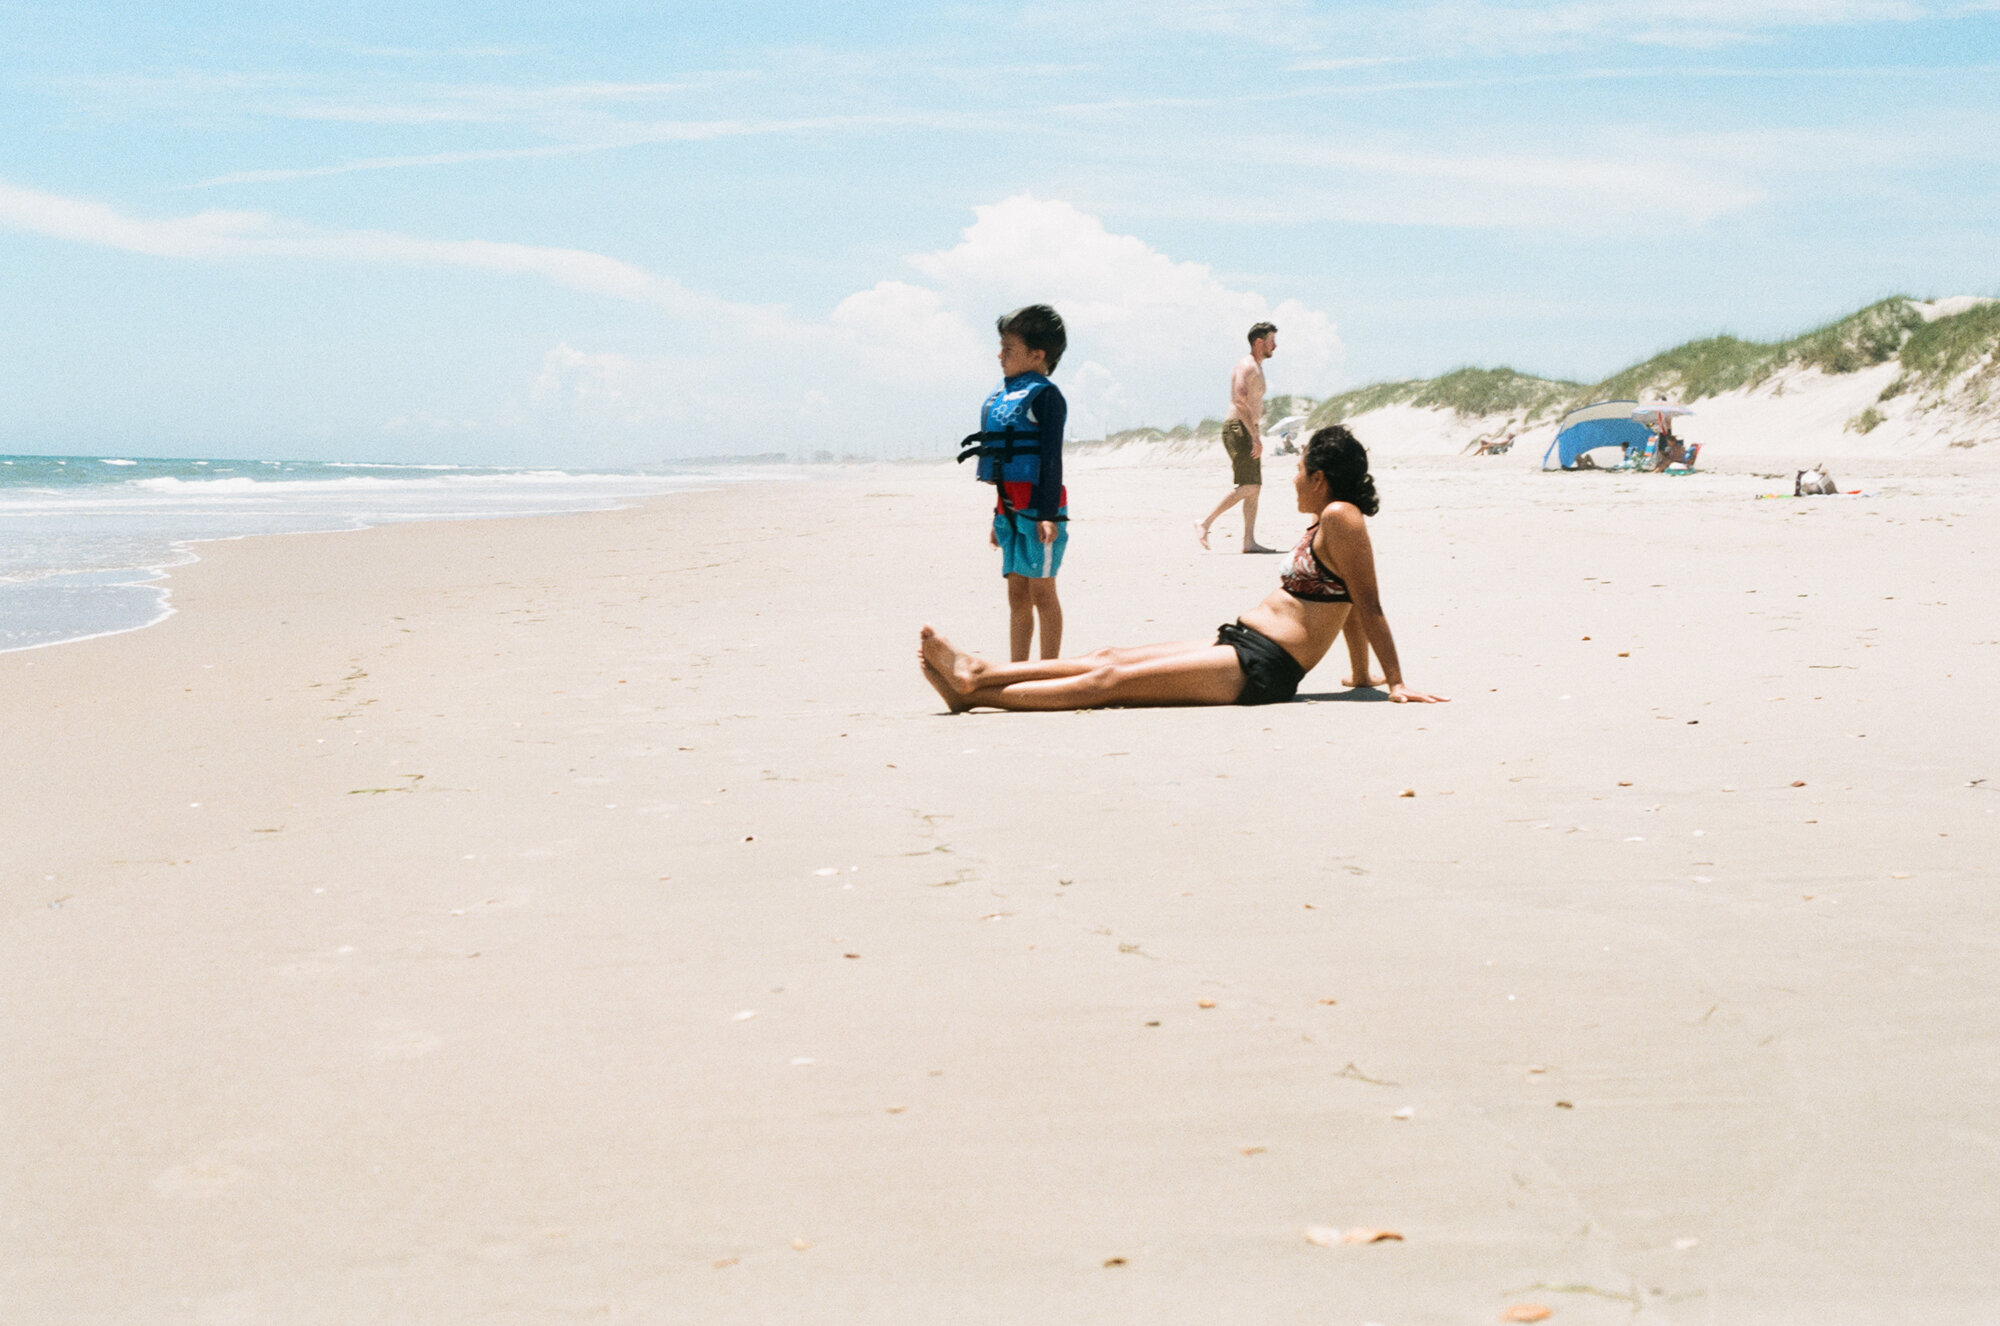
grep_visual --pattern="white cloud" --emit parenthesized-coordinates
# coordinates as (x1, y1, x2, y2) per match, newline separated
(827, 280, 987, 384)
(902, 195, 1344, 436)
(0, 179, 1340, 455)
(515, 196, 1345, 452)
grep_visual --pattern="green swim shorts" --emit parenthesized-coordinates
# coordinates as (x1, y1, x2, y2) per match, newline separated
(1221, 419, 1261, 486)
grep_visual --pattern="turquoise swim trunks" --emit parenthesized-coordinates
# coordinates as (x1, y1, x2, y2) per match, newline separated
(994, 510, 1067, 579)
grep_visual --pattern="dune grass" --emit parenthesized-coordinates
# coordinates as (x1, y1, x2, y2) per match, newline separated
(1899, 301, 2000, 388)
(1589, 298, 1926, 403)
(1306, 368, 1581, 428)
(1089, 296, 1998, 441)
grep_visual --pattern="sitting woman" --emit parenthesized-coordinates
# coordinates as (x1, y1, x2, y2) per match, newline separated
(919, 426, 1448, 711)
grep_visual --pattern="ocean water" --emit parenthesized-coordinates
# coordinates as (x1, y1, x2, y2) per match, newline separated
(0, 454, 767, 653)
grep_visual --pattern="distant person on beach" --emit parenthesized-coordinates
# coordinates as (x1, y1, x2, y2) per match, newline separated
(1652, 422, 1694, 471)
(1198, 322, 1278, 553)
(923, 426, 1447, 710)
(961, 304, 1070, 661)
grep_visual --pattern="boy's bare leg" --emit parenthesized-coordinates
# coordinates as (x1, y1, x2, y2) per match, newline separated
(1005, 574, 1034, 662)
(1241, 487, 1275, 553)
(1027, 578, 1062, 658)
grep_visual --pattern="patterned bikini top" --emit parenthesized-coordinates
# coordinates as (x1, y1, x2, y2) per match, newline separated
(1280, 523, 1351, 604)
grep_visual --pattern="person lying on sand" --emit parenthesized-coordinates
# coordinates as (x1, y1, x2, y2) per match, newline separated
(920, 427, 1449, 711)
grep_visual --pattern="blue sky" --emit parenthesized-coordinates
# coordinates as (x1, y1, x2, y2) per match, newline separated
(2, 0, 1996, 463)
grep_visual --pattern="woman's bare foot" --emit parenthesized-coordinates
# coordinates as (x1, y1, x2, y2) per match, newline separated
(919, 625, 984, 693)
(919, 659, 974, 713)
(1195, 521, 1211, 550)
(1343, 673, 1387, 688)
(1242, 541, 1277, 554)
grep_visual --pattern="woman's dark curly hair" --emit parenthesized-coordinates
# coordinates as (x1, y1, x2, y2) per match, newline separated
(1302, 425, 1379, 516)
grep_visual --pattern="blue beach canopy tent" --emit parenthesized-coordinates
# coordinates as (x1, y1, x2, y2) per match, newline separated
(1542, 400, 1653, 470)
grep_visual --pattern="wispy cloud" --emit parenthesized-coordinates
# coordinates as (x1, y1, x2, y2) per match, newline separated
(183, 113, 917, 187)
(0, 176, 774, 323)
(1287, 56, 1421, 71)
(191, 146, 595, 188)
(55, 71, 751, 126)
(1318, 0, 1936, 56)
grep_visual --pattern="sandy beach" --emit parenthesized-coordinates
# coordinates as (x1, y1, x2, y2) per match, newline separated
(5, 451, 1999, 1324)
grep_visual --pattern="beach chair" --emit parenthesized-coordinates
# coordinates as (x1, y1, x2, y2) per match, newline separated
(1662, 441, 1701, 473)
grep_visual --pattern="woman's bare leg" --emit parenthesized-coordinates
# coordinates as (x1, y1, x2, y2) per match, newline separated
(921, 626, 1208, 695)
(947, 645, 1245, 711)
(919, 660, 975, 714)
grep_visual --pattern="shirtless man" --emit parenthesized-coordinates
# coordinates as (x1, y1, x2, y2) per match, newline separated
(1198, 322, 1278, 553)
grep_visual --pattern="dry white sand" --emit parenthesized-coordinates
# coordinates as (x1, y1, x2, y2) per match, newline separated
(5, 452, 1999, 1324)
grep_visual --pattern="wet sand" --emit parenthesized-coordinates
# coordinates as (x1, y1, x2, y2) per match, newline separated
(5, 454, 1998, 1324)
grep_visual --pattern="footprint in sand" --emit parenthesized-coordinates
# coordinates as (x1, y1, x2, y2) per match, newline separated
(517, 844, 574, 860)
(369, 1019, 441, 1061)
(195, 1289, 263, 1326)
(152, 1158, 251, 1199)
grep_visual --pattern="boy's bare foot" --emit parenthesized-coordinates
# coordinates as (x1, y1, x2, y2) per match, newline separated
(1343, 673, 1387, 688)
(919, 660, 974, 713)
(919, 625, 984, 693)
(1195, 522, 1210, 550)
(1242, 541, 1277, 554)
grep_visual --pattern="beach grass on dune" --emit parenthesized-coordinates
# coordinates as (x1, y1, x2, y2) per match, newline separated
(1094, 296, 2000, 447)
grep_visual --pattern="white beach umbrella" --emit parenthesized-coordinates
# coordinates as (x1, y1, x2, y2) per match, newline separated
(1632, 402, 1693, 425)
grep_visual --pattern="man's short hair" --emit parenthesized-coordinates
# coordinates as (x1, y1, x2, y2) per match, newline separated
(1247, 322, 1278, 347)
(997, 305, 1067, 373)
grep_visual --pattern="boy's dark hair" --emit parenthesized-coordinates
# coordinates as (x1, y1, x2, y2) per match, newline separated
(1247, 321, 1278, 346)
(1303, 425, 1379, 517)
(997, 305, 1067, 372)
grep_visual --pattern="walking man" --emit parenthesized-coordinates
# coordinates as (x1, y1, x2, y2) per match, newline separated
(1199, 322, 1278, 553)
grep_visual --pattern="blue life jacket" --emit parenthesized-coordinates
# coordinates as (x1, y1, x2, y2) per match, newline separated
(957, 373, 1051, 493)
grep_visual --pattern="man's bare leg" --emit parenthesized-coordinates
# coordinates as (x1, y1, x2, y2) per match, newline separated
(1241, 486, 1275, 553)
(1199, 485, 1251, 549)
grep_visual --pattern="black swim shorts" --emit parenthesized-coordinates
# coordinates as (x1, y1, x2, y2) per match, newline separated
(1216, 621, 1306, 706)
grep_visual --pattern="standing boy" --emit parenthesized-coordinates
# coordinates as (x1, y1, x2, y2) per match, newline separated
(966, 305, 1068, 661)
(1198, 321, 1278, 553)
